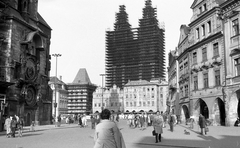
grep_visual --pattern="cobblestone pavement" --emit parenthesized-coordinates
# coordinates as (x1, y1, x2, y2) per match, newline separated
(0, 120, 240, 148)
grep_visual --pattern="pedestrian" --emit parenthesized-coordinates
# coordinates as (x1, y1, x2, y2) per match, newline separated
(116, 113, 119, 122)
(57, 114, 61, 127)
(17, 116, 24, 137)
(4, 115, 11, 138)
(10, 116, 17, 138)
(198, 114, 207, 135)
(143, 112, 148, 128)
(93, 109, 126, 148)
(139, 113, 145, 130)
(82, 114, 87, 127)
(78, 114, 82, 127)
(91, 115, 96, 129)
(152, 111, 163, 143)
(189, 116, 195, 129)
(168, 111, 176, 132)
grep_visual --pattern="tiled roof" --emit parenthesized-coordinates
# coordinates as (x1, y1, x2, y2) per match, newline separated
(72, 68, 92, 84)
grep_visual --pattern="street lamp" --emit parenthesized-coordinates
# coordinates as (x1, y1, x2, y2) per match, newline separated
(52, 53, 61, 120)
(100, 74, 106, 111)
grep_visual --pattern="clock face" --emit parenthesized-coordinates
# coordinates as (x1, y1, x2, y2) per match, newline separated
(25, 87, 37, 107)
(25, 58, 37, 81)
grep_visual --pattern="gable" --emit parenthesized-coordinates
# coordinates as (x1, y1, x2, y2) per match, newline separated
(178, 25, 190, 45)
(191, 0, 204, 9)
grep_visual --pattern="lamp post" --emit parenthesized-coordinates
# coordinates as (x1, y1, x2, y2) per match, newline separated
(52, 53, 61, 120)
(100, 74, 106, 111)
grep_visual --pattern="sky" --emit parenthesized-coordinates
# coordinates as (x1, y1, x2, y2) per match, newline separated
(38, 0, 193, 86)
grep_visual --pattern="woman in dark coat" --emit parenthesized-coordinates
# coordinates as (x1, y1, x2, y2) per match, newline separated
(198, 114, 207, 135)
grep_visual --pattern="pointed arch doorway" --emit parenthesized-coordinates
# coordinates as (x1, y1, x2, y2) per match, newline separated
(197, 99, 209, 119)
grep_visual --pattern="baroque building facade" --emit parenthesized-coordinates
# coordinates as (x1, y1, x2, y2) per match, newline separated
(105, 0, 165, 88)
(188, 0, 226, 126)
(92, 85, 124, 113)
(219, 0, 240, 126)
(0, 0, 52, 126)
(167, 49, 180, 118)
(123, 79, 168, 113)
(171, 0, 240, 126)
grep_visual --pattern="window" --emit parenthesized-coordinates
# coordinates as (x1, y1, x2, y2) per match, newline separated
(95, 103, 97, 107)
(148, 101, 150, 106)
(152, 101, 154, 106)
(134, 102, 136, 107)
(185, 85, 188, 97)
(203, 3, 207, 11)
(207, 21, 211, 33)
(213, 43, 219, 57)
(202, 24, 205, 36)
(126, 102, 129, 107)
(199, 6, 202, 13)
(215, 70, 221, 86)
(143, 102, 146, 107)
(196, 28, 200, 39)
(202, 48, 207, 61)
(232, 19, 239, 36)
(203, 73, 209, 88)
(234, 57, 240, 76)
(139, 101, 141, 107)
(194, 75, 198, 90)
(151, 93, 154, 98)
(193, 52, 197, 64)
(180, 87, 183, 97)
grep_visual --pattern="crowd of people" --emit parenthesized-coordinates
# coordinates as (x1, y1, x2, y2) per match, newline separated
(4, 115, 25, 138)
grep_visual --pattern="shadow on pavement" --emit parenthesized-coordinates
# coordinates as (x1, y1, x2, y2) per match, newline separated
(133, 134, 240, 148)
(20, 133, 43, 137)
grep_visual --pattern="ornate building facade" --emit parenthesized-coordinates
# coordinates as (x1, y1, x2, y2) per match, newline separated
(92, 85, 124, 113)
(167, 49, 180, 118)
(123, 79, 168, 113)
(0, 0, 52, 127)
(220, 0, 240, 126)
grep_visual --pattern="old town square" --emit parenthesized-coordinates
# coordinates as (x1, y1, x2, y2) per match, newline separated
(1, 118, 240, 148)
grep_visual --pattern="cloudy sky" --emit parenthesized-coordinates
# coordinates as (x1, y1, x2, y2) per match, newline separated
(38, 0, 193, 86)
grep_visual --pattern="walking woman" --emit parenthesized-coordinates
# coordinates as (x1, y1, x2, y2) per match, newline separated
(152, 111, 163, 143)
(94, 109, 126, 148)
